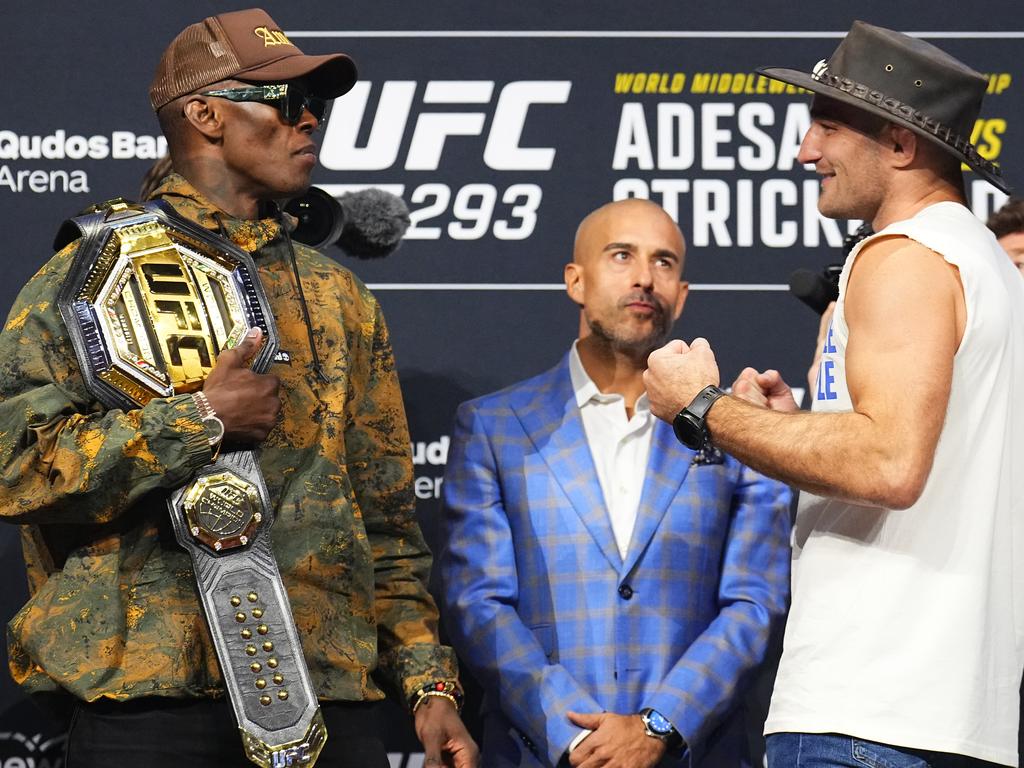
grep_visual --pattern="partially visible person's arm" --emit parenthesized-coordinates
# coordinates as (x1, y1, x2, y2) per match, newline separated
(439, 400, 604, 767)
(344, 294, 458, 690)
(341, 289, 476, 766)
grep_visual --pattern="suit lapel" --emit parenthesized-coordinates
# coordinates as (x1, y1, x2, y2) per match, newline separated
(512, 357, 622, 571)
(621, 418, 695, 577)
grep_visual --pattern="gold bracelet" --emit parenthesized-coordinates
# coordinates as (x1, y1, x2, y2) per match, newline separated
(410, 680, 464, 714)
(412, 690, 459, 715)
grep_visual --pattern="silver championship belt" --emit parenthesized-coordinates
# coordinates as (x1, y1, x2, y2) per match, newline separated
(55, 199, 326, 768)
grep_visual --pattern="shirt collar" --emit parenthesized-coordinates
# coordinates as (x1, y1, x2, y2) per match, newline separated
(568, 341, 651, 413)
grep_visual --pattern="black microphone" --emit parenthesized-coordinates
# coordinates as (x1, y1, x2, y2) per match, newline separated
(285, 186, 411, 258)
(789, 223, 873, 315)
(789, 268, 839, 315)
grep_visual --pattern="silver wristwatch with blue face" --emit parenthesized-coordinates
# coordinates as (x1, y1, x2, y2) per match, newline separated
(639, 708, 684, 751)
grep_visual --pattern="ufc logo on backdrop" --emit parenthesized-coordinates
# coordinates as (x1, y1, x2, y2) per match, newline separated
(320, 80, 572, 171)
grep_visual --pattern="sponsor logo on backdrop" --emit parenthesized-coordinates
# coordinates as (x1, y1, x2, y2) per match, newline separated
(0, 731, 65, 767)
(411, 436, 449, 500)
(608, 71, 1013, 246)
(319, 80, 572, 242)
(0, 130, 166, 194)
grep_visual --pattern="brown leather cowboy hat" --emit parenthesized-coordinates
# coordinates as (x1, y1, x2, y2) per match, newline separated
(757, 20, 1010, 194)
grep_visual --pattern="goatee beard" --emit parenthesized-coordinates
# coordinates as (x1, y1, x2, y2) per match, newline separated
(588, 317, 669, 359)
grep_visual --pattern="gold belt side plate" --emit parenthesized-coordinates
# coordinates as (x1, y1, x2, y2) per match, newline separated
(67, 212, 250, 403)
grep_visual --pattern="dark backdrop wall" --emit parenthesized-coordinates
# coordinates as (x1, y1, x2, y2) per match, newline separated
(1, 2, 1020, 766)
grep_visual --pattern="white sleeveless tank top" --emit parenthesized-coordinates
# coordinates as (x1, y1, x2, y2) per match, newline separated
(765, 201, 1024, 766)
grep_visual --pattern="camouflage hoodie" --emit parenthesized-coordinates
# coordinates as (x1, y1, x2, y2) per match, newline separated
(0, 174, 457, 705)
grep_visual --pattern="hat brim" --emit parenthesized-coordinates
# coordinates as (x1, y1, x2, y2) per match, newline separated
(238, 52, 358, 100)
(756, 65, 1011, 194)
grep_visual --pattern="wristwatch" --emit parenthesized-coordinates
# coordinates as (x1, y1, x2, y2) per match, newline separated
(671, 385, 726, 449)
(639, 708, 684, 751)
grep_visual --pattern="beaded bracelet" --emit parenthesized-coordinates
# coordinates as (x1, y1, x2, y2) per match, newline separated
(410, 680, 464, 714)
(412, 690, 459, 715)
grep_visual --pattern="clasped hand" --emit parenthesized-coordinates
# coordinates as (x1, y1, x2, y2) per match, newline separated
(567, 712, 666, 768)
(202, 327, 282, 443)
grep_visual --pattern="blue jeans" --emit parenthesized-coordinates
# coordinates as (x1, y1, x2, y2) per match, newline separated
(766, 733, 1008, 768)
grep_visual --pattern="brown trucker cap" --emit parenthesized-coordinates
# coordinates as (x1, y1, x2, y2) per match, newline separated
(149, 8, 357, 111)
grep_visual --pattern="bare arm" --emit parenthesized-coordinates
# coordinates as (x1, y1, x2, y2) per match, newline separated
(645, 236, 964, 509)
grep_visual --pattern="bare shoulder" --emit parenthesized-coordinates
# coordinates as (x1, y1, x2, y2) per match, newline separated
(850, 234, 957, 276)
(843, 230, 966, 392)
(846, 235, 962, 324)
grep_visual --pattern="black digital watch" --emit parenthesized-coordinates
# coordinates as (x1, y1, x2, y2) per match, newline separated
(671, 385, 726, 450)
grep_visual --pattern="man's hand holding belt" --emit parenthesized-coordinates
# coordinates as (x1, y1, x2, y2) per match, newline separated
(201, 327, 281, 447)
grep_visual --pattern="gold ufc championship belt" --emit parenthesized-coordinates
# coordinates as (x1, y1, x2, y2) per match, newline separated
(56, 200, 326, 768)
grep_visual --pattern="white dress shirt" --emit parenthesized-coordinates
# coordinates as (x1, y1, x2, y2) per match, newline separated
(568, 342, 655, 560)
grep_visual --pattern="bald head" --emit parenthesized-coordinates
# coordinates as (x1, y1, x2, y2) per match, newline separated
(573, 198, 685, 272)
(564, 198, 688, 356)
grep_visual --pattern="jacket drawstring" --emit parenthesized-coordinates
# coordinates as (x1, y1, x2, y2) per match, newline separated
(213, 209, 329, 385)
(280, 214, 330, 384)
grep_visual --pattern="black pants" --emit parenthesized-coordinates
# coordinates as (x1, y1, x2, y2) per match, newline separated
(64, 697, 390, 768)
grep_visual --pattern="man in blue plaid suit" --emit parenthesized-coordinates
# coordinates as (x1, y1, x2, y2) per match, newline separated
(438, 199, 792, 768)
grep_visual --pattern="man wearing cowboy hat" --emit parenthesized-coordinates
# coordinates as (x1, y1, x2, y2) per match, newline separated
(644, 21, 1024, 768)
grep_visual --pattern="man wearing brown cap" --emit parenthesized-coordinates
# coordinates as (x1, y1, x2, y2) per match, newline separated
(644, 21, 1024, 768)
(0, 8, 477, 768)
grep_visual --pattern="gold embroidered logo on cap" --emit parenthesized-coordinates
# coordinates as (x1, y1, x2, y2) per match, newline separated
(253, 26, 293, 47)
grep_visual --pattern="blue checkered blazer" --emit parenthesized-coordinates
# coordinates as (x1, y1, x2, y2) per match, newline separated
(438, 354, 791, 767)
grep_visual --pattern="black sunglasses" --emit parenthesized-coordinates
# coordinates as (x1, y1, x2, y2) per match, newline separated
(200, 84, 328, 125)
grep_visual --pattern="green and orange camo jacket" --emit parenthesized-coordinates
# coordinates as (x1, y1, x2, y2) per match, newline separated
(0, 174, 457, 705)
